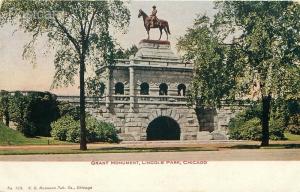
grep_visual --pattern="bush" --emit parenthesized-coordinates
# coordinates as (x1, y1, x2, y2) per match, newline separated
(28, 93, 60, 136)
(86, 117, 119, 143)
(229, 118, 261, 140)
(269, 118, 285, 140)
(51, 115, 78, 141)
(57, 102, 80, 121)
(229, 117, 285, 140)
(4, 91, 59, 136)
(66, 123, 81, 143)
(50, 116, 119, 143)
(19, 120, 38, 137)
(239, 118, 261, 140)
(287, 114, 300, 135)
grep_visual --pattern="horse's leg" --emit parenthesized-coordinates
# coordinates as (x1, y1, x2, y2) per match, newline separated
(164, 27, 168, 40)
(145, 26, 149, 40)
(159, 28, 162, 40)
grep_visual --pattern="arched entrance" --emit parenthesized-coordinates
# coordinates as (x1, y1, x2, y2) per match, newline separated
(147, 116, 180, 140)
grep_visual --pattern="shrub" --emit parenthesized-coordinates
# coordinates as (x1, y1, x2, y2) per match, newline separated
(18, 120, 38, 137)
(57, 102, 81, 121)
(228, 104, 286, 140)
(229, 118, 285, 140)
(86, 117, 119, 143)
(51, 115, 78, 141)
(50, 116, 119, 143)
(66, 123, 80, 143)
(287, 114, 300, 135)
(229, 118, 261, 140)
(239, 118, 261, 140)
(269, 118, 285, 140)
(5, 91, 59, 136)
(28, 93, 60, 136)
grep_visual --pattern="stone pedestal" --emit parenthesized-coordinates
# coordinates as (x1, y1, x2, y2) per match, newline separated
(135, 39, 180, 61)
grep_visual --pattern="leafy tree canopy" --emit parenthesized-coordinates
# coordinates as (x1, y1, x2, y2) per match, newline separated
(213, 1, 300, 100)
(0, 0, 130, 150)
(178, 1, 300, 106)
(0, 0, 130, 88)
(178, 1, 300, 146)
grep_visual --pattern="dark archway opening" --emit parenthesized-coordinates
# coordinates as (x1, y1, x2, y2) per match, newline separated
(115, 82, 124, 94)
(140, 82, 149, 95)
(177, 84, 186, 96)
(147, 116, 180, 140)
(159, 83, 168, 95)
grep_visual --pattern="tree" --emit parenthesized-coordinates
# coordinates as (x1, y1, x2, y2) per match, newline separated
(177, 16, 238, 109)
(115, 45, 138, 59)
(8, 92, 35, 136)
(178, 2, 300, 146)
(0, 90, 10, 127)
(0, 0, 130, 150)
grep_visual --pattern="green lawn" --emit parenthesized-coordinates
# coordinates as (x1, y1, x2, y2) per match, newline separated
(285, 132, 300, 141)
(0, 122, 71, 145)
(2, 121, 300, 155)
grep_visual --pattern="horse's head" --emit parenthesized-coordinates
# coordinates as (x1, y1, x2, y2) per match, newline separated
(138, 9, 142, 18)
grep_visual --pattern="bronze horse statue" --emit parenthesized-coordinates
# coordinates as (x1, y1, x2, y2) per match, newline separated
(138, 9, 171, 40)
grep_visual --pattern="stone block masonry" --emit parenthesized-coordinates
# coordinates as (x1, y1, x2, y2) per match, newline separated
(61, 40, 240, 141)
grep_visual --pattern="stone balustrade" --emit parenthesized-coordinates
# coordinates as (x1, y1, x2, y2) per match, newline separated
(57, 96, 105, 104)
(115, 58, 192, 68)
(57, 95, 187, 105)
(136, 95, 186, 104)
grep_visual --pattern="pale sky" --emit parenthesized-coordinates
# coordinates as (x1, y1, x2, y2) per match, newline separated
(0, 1, 216, 95)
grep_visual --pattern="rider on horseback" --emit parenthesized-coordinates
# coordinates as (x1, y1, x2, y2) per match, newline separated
(138, 8, 170, 40)
(150, 5, 158, 27)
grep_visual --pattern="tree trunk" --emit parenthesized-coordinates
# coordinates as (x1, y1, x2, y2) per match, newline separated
(261, 95, 272, 146)
(79, 57, 87, 150)
(4, 111, 9, 127)
(2, 107, 10, 127)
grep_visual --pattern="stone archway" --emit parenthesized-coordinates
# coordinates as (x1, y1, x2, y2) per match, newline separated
(147, 116, 181, 140)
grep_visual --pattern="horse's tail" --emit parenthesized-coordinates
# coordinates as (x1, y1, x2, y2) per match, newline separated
(166, 22, 171, 35)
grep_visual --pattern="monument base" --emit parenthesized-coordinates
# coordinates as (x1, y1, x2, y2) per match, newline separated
(140, 39, 170, 45)
(135, 39, 180, 61)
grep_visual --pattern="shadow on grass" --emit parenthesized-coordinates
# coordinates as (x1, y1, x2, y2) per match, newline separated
(222, 144, 300, 149)
(221, 145, 261, 149)
(263, 144, 300, 149)
(82, 147, 218, 152)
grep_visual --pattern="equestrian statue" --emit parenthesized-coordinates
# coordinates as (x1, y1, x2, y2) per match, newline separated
(138, 6, 171, 41)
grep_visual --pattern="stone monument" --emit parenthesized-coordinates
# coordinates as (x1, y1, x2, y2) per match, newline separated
(58, 9, 235, 141)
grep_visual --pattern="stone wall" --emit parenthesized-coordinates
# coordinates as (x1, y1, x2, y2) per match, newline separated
(86, 102, 199, 141)
(60, 96, 241, 141)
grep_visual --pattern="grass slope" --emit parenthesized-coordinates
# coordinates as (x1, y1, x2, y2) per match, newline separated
(0, 122, 70, 145)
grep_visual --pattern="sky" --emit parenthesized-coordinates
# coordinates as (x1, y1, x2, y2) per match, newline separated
(0, 1, 216, 95)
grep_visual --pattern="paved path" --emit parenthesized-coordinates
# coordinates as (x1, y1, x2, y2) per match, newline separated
(1, 149, 300, 161)
(1, 140, 299, 150)
(1, 141, 300, 161)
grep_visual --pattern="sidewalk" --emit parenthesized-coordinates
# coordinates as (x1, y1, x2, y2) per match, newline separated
(0, 140, 300, 151)
(1, 148, 300, 161)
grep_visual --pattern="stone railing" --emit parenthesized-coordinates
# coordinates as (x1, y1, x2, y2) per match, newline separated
(136, 95, 186, 104)
(57, 96, 105, 104)
(115, 59, 193, 68)
(57, 95, 187, 105)
(57, 94, 249, 108)
(133, 59, 192, 68)
(111, 95, 130, 102)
